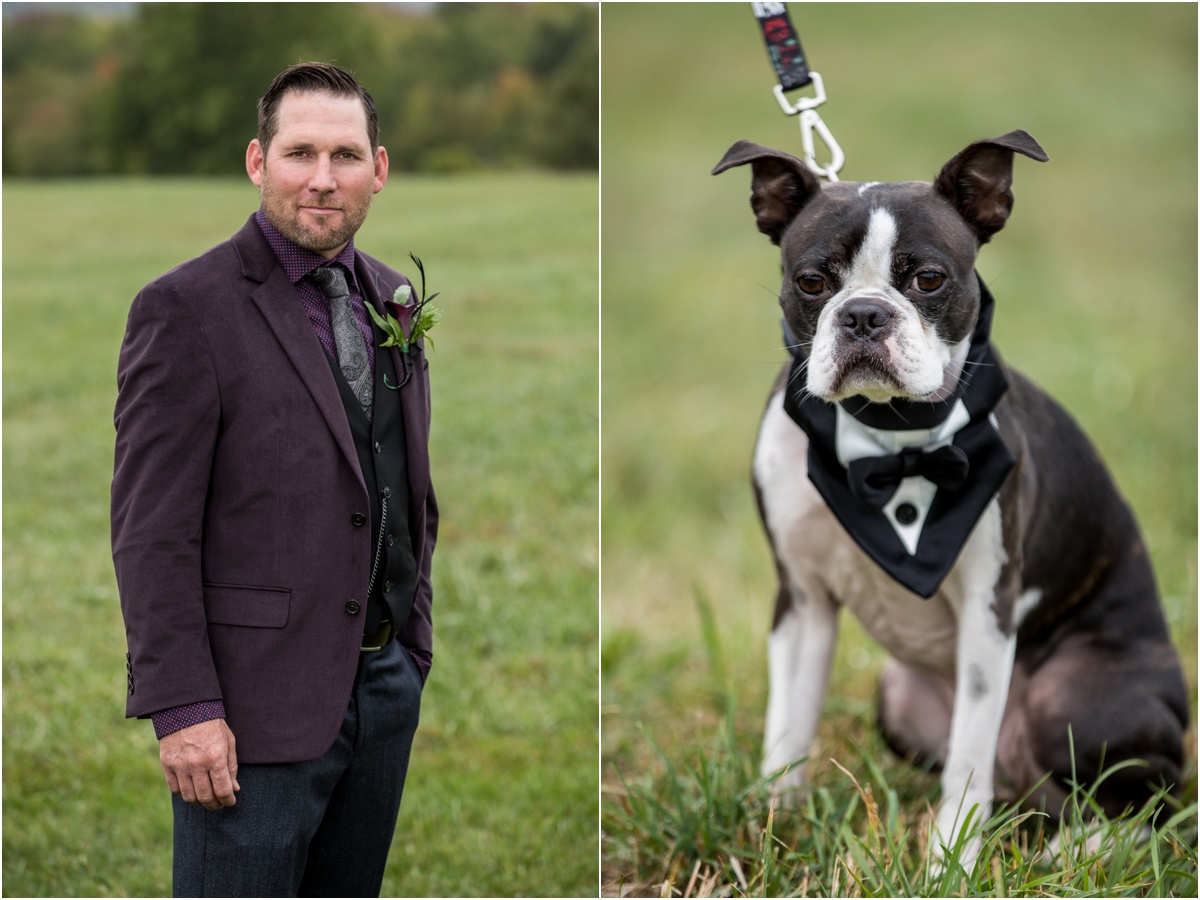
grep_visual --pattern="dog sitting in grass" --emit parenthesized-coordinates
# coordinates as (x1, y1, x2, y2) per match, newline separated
(713, 130, 1188, 868)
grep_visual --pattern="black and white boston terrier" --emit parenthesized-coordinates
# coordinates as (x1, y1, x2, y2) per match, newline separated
(713, 131, 1188, 868)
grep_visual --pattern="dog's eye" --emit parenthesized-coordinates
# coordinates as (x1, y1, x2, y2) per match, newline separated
(796, 274, 826, 296)
(914, 271, 945, 293)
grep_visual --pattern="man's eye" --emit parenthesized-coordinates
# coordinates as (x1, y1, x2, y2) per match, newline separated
(796, 274, 826, 295)
(914, 271, 945, 293)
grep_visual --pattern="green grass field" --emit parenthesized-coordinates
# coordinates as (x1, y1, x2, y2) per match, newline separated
(601, 4, 1197, 896)
(2, 173, 598, 896)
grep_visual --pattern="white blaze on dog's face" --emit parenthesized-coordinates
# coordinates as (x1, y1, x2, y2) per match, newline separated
(783, 183, 982, 403)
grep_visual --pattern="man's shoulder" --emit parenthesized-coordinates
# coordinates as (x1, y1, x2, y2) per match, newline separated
(147, 241, 239, 293)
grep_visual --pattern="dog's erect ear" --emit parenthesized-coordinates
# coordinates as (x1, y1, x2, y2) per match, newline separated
(713, 140, 823, 245)
(934, 130, 1049, 244)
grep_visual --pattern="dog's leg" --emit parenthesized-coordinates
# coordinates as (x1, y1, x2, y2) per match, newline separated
(755, 388, 842, 799)
(934, 593, 1015, 870)
(933, 502, 1016, 872)
(762, 583, 839, 800)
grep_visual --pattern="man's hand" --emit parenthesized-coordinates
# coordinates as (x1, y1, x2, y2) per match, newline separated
(159, 718, 240, 810)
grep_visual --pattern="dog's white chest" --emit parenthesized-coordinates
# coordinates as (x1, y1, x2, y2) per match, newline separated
(754, 390, 964, 673)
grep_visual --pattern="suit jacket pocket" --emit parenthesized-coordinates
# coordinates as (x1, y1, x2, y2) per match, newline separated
(203, 583, 291, 628)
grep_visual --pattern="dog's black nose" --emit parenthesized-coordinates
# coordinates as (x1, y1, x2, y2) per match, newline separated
(840, 299, 893, 340)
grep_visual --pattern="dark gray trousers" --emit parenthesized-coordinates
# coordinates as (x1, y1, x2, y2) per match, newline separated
(171, 642, 422, 897)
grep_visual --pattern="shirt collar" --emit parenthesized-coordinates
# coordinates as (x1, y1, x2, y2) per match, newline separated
(254, 207, 358, 288)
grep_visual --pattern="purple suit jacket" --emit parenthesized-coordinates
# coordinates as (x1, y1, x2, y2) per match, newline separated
(112, 215, 437, 764)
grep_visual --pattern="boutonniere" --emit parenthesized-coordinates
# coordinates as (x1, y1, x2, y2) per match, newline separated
(367, 253, 443, 355)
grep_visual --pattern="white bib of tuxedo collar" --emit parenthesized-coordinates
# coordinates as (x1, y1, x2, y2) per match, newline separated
(834, 399, 973, 555)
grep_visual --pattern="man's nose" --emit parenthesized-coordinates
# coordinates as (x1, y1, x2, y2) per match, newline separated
(308, 155, 337, 192)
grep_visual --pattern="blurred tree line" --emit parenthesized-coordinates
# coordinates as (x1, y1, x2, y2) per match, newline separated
(2, 2, 598, 176)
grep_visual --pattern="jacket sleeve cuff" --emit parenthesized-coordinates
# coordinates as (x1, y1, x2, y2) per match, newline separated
(405, 647, 432, 685)
(151, 700, 226, 740)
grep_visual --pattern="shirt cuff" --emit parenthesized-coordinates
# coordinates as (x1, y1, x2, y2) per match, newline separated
(151, 700, 226, 740)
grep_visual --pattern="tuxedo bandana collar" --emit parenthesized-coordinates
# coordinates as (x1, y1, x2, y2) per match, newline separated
(781, 275, 1016, 598)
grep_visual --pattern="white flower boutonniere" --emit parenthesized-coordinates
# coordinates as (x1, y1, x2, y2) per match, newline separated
(367, 253, 443, 354)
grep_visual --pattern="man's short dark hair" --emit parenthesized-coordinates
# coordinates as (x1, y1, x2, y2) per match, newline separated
(257, 62, 379, 154)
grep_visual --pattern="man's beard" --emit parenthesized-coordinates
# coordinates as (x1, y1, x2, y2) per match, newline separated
(259, 173, 372, 253)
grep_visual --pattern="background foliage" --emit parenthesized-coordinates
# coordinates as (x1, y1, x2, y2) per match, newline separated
(601, 3, 1197, 895)
(2, 1, 598, 176)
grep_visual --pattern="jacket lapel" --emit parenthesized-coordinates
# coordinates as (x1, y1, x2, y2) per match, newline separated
(232, 217, 363, 487)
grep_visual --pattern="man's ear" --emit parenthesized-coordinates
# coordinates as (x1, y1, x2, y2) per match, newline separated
(373, 145, 389, 195)
(933, 130, 1049, 244)
(246, 139, 265, 188)
(713, 140, 822, 245)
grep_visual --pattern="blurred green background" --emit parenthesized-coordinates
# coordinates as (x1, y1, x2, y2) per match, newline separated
(601, 0, 1196, 819)
(3, 1, 598, 174)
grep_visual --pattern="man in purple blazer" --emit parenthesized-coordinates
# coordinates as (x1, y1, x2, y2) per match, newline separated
(112, 62, 437, 896)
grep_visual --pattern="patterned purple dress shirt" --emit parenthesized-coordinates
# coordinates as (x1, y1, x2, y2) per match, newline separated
(151, 211, 430, 740)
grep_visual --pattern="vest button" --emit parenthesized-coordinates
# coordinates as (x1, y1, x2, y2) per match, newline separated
(351, 513, 367, 526)
(381, 487, 392, 499)
(895, 503, 918, 525)
(386, 534, 395, 547)
(374, 441, 382, 454)
(384, 581, 392, 593)
(345, 600, 361, 615)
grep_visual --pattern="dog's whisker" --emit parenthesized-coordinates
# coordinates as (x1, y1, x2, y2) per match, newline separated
(959, 359, 996, 376)
(786, 364, 808, 390)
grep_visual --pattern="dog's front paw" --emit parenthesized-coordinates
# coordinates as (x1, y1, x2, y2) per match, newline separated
(763, 757, 809, 808)
(928, 794, 988, 877)
(929, 830, 983, 880)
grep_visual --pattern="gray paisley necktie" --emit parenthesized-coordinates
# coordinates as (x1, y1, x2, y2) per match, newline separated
(310, 264, 373, 421)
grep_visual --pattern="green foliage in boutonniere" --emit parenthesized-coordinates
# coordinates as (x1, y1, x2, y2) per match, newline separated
(367, 253, 443, 354)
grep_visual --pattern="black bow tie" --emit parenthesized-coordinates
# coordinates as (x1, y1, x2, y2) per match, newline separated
(846, 445, 970, 510)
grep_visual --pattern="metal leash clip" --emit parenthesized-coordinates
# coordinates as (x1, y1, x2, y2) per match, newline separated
(772, 72, 844, 182)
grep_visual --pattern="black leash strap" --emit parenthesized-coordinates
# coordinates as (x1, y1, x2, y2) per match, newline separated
(752, 2, 811, 91)
(749, 1, 845, 181)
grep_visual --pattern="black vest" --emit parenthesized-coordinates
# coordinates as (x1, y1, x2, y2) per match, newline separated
(325, 328, 419, 635)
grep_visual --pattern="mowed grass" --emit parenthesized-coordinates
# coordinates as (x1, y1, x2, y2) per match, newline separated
(601, 3, 1196, 896)
(3, 173, 598, 896)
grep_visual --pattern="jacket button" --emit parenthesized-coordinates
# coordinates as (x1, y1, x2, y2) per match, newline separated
(895, 503, 918, 525)
(351, 513, 367, 526)
(345, 600, 361, 615)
